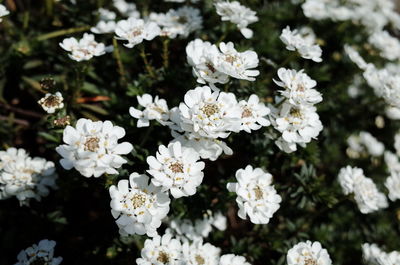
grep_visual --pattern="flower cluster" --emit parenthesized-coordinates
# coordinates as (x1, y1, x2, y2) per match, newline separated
(109, 173, 170, 237)
(287, 241, 332, 265)
(91, 8, 117, 34)
(37, 92, 64, 114)
(146, 141, 205, 198)
(270, 68, 323, 153)
(338, 166, 388, 214)
(280, 26, 322, 62)
(115, 17, 161, 48)
(227, 165, 281, 224)
(149, 6, 203, 39)
(136, 232, 251, 265)
(56, 118, 133, 178)
(214, 1, 258, 39)
(362, 243, 400, 265)
(167, 211, 227, 241)
(59, 33, 106, 61)
(15, 239, 62, 265)
(0, 4, 9, 22)
(0, 148, 58, 205)
(129, 94, 171, 127)
(346, 131, 385, 158)
(186, 39, 260, 86)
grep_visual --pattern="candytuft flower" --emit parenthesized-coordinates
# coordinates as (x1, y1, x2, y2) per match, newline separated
(59, 33, 106, 61)
(0, 4, 10, 22)
(129, 94, 171, 127)
(287, 241, 332, 265)
(239, 94, 271, 133)
(147, 141, 205, 198)
(38, 92, 64, 114)
(219, 254, 251, 265)
(115, 17, 160, 48)
(227, 165, 281, 224)
(56, 118, 133, 178)
(15, 239, 62, 265)
(214, 1, 258, 39)
(109, 173, 170, 237)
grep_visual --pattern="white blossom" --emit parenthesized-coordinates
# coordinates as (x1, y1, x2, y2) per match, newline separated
(15, 239, 62, 265)
(129, 94, 171, 127)
(338, 166, 366, 195)
(287, 241, 332, 265)
(214, 1, 258, 39)
(56, 118, 133, 178)
(273, 68, 322, 106)
(38, 92, 64, 114)
(59, 33, 106, 61)
(239, 94, 270, 133)
(344, 45, 368, 70)
(115, 18, 160, 48)
(346, 132, 384, 158)
(0, 4, 9, 22)
(219, 254, 251, 265)
(385, 171, 400, 201)
(109, 173, 170, 237)
(280, 26, 323, 62)
(0, 148, 58, 205)
(271, 102, 323, 153)
(91, 21, 116, 34)
(363, 243, 400, 265)
(227, 165, 281, 224)
(149, 7, 202, 39)
(368, 30, 400, 61)
(147, 142, 205, 198)
(136, 233, 183, 265)
(178, 86, 242, 139)
(182, 240, 221, 265)
(113, 0, 140, 18)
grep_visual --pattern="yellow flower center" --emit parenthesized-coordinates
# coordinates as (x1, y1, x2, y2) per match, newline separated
(84, 137, 100, 152)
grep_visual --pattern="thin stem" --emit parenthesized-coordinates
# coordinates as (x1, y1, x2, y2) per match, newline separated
(36, 26, 91, 41)
(139, 45, 156, 79)
(162, 38, 170, 68)
(112, 38, 128, 86)
(277, 52, 299, 69)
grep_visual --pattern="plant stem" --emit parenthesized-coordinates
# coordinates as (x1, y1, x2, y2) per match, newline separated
(277, 52, 298, 69)
(36, 26, 91, 41)
(112, 38, 128, 87)
(139, 45, 156, 79)
(162, 38, 170, 68)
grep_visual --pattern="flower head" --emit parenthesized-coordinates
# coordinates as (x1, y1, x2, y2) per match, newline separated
(0, 4, 10, 22)
(38, 92, 64, 114)
(59, 33, 106, 61)
(219, 254, 251, 265)
(109, 173, 170, 237)
(239, 94, 270, 133)
(227, 165, 281, 224)
(115, 18, 160, 48)
(287, 241, 332, 265)
(56, 118, 133, 178)
(15, 239, 62, 265)
(147, 142, 205, 198)
(129, 94, 171, 127)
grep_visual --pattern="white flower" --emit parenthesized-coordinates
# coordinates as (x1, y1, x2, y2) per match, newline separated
(113, 0, 140, 18)
(109, 173, 170, 237)
(37, 92, 64, 114)
(384, 151, 400, 174)
(59, 33, 106, 61)
(362, 243, 400, 265)
(239, 94, 270, 133)
(338, 166, 366, 195)
(179, 86, 242, 139)
(171, 132, 233, 161)
(186, 39, 229, 85)
(280, 26, 323, 62)
(149, 7, 203, 39)
(91, 21, 117, 34)
(359, 132, 384, 156)
(56, 118, 133, 178)
(344, 45, 368, 70)
(147, 141, 205, 198)
(15, 239, 62, 265)
(214, 1, 258, 39)
(273, 68, 322, 106)
(0, 148, 58, 205)
(215, 42, 260, 81)
(385, 171, 400, 201)
(211, 211, 227, 231)
(0, 4, 9, 22)
(219, 254, 251, 265)
(227, 165, 281, 224)
(287, 241, 332, 265)
(115, 18, 160, 48)
(271, 102, 323, 153)
(129, 94, 171, 127)
(136, 233, 183, 265)
(369, 30, 400, 61)
(182, 240, 221, 265)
